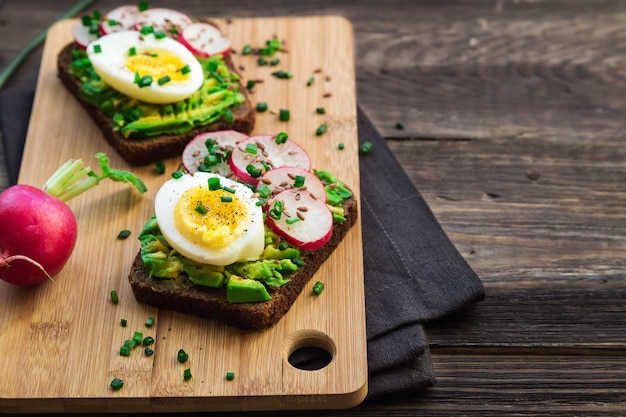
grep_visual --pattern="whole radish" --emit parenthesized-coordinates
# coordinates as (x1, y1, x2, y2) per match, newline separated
(0, 153, 146, 286)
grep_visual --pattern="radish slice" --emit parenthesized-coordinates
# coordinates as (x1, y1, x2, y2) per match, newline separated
(182, 130, 248, 176)
(257, 166, 327, 203)
(72, 21, 99, 49)
(100, 5, 140, 35)
(266, 189, 333, 251)
(230, 135, 312, 187)
(179, 22, 231, 57)
(133, 8, 192, 39)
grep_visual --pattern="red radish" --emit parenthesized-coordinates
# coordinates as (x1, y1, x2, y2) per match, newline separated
(182, 130, 248, 175)
(0, 153, 146, 286)
(100, 5, 141, 35)
(230, 134, 312, 187)
(257, 166, 327, 203)
(133, 8, 192, 39)
(179, 22, 231, 57)
(266, 189, 333, 251)
(72, 21, 99, 49)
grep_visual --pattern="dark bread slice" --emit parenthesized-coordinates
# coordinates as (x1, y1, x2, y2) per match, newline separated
(128, 195, 358, 331)
(56, 43, 255, 166)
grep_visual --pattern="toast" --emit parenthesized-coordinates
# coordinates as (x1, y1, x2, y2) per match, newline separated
(56, 42, 255, 166)
(128, 194, 358, 331)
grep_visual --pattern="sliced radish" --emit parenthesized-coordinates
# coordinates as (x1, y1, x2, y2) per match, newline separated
(133, 8, 192, 39)
(182, 130, 248, 176)
(71, 21, 99, 49)
(266, 189, 333, 251)
(230, 135, 312, 187)
(100, 5, 141, 35)
(179, 22, 231, 57)
(257, 166, 327, 203)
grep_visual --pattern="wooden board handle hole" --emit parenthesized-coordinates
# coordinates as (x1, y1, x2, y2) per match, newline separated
(285, 330, 336, 371)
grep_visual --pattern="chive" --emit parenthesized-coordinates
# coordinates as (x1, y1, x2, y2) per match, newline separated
(132, 331, 144, 345)
(275, 132, 288, 144)
(272, 70, 293, 79)
(157, 75, 171, 85)
(245, 143, 258, 154)
(267, 39, 281, 50)
(143, 336, 155, 346)
(242, 44, 252, 55)
(293, 175, 305, 188)
(107, 19, 118, 26)
(195, 203, 208, 214)
(226, 372, 235, 380)
(313, 281, 325, 295)
(0, 0, 97, 90)
(279, 109, 290, 121)
(117, 229, 131, 240)
(270, 58, 280, 66)
(179, 64, 191, 75)
(138, 1, 149, 11)
(120, 319, 127, 327)
(110, 290, 119, 304)
(222, 186, 236, 194)
(140, 25, 154, 34)
(224, 109, 234, 122)
(145, 317, 155, 327)
(246, 79, 256, 89)
(256, 102, 268, 112)
(246, 164, 262, 178)
(128, 46, 137, 56)
(316, 107, 326, 115)
(120, 346, 131, 356)
(395, 122, 404, 130)
(338, 143, 345, 150)
(269, 200, 283, 220)
(172, 170, 184, 179)
(293, 258, 305, 267)
(110, 378, 124, 390)
(258, 58, 268, 66)
(307, 77, 315, 86)
(315, 124, 328, 136)
(360, 141, 373, 154)
(144, 347, 154, 356)
(208, 177, 221, 190)
(134, 72, 152, 88)
(93, 44, 102, 53)
(154, 30, 166, 39)
(177, 349, 189, 363)
(286, 217, 300, 224)
(221, 195, 233, 203)
(278, 241, 289, 251)
(184, 368, 192, 380)
(155, 161, 165, 174)
(256, 183, 271, 198)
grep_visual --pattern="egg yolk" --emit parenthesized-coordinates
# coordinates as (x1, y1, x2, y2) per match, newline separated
(174, 186, 249, 250)
(126, 49, 189, 82)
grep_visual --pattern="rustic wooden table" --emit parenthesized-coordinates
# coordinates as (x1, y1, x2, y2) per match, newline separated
(1, 1, 626, 415)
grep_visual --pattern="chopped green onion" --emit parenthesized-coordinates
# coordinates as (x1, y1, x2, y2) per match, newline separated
(110, 378, 124, 390)
(143, 336, 155, 346)
(286, 217, 300, 224)
(177, 349, 189, 363)
(145, 317, 155, 327)
(117, 229, 131, 240)
(120, 319, 127, 327)
(267, 39, 281, 50)
(226, 372, 235, 381)
(195, 204, 208, 214)
(257, 183, 271, 198)
(269, 201, 283, 220)
(246, 79, 256, 89)
(338, 143, 345, 150)
(246, 164, 262, 178)
(270, 58, 280, 66)
(93, 44, 102, 53)
(120, 346, 131, 356)
(242, 44, 253, 55)
(257, 58, 268, 66)
(316, 107, 325, 114)
(107, 19, 118, 26)
(110, 290, 119, 304)
(144, 347, 154, 356)
(359, 141, 373, 154)
(245, 143, 258, 154)
(128, 47, 137, 56)
(293, 258, 305, 267)
(138, 1, 149, 11)
(184, 368, 192, 380)
(221, 195, 233, 203)
(140, 25, 154, 34)
(313, 281, 325, 295)
(279, 109, 290, 121)
(208, 177, 221, 190)
(272, 70, 293, 79)
(132, 331, 144, 345)
(155, 161, 165, 174)
(179, 64, 191, 75)
(293, 175, 305, 188)
(275, 132, 288, 144)
(222, 186, 236, 194)
(395, 122, 404, 130)
(157, 75, 171, 85)
(307, 77, 315, 86)
(315, 124, 328, 136)
(134, 72, 152, 88)
(154, 30, 166, 39)
(172, 170, 184, 179)
(256, 102, 268, 112)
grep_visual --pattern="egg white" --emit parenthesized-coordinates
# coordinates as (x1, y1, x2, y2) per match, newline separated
(154, 172, 265, 266)
(86, 30, 204, 104)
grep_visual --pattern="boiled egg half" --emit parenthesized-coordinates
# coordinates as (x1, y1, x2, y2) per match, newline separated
(154, 172, 265, 266)
(86, 30, 204, 104)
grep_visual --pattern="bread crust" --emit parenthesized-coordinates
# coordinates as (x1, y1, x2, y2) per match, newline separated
(128, 195, 358, 331)
(56, 43, 255, 166)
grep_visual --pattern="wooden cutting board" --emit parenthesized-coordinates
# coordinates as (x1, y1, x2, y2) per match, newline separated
(0, 16, 366, 413)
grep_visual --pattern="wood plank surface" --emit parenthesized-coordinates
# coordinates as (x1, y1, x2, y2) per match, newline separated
(2, 0, 626, 415)
(0, 15, 366, 413)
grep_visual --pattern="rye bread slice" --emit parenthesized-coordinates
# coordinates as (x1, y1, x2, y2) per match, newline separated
(56, 43, 255, 166)
(128, 195, 358, 331)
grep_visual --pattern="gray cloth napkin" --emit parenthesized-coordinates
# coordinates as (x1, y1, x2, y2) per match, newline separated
(0, 88, 484, 400)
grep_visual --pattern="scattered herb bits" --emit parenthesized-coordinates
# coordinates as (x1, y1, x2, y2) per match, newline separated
(338, 143, 345, 150)
(177, 349, 189, 363)
(226, 372, 235, 381)
(145, 317, 155, 327)
(315, 124, 328, 136)
(110, 378, 124, 390)
(360, 141, 373, 154)
(256, 102, 268, 112)
(120, 319, 127, 327)
(313, 281, 325, 295)
(145, 347, 154, 356)
(242, 44, 253, 55)
(110, 290, 119, 304)
(395, 122, 404, 130)
(279, 109, 290, 121)
(117, 229, 131, 240)
(307, 76, 315, 86)
(315, 107, 325, 114)
(143, 336, 155, 346)
(155, 160, 165, 174)
(184, 368, 192, 380)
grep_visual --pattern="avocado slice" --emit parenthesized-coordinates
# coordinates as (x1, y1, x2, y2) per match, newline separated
(226, 276, 271, 303)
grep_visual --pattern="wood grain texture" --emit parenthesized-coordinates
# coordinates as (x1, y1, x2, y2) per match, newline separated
(0, 16, 366, 413)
